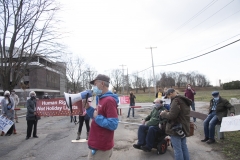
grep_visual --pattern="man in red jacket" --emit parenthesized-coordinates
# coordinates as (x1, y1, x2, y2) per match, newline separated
(84, 74, 119, 160)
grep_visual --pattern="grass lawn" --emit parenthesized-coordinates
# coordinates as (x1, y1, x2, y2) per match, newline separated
(218, 132, 240, 160)
(134, 89, 240, 103)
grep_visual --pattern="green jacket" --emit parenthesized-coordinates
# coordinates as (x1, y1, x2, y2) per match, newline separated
(145, 106, 166, 126)
(161, 95, 191, 137)
(208, 96, 235, 121)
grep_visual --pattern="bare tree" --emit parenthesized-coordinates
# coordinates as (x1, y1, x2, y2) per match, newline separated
(131, 72, 140, 93)
(66, 57, 85, 93)
(0, 0, 62, 91)
(83, 67, 98, 90)
(110, 69, 122, 93)
(145, 72, 153, 94)
(155, 73, 161, 88)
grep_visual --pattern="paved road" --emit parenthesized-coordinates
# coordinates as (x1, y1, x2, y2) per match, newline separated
(0, 101, 226, 160)
(113, 102, 225, 160)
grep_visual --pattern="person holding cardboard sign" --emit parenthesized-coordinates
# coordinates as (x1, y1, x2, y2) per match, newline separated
(1, 90, 15, 136)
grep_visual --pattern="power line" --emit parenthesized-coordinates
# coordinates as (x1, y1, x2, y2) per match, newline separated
(156, 38, 240, 67)
(119, 64, 126, 94)
(182, 0, 235, 35)
(167, 0, 235, 43)
(129, 38, 240, 76)
(161, 33, 240, 65)
(158, 0, 218, 43)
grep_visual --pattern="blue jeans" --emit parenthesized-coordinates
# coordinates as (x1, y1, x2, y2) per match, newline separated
(203, 111, 218, 139)
(191, 101, 196, 122)
(137, 125, 160, 149)
(171, 136, 189, 160)
(127, 103, 135, 117)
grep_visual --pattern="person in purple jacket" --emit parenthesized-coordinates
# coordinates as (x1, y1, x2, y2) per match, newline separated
(184, 84, 196, 122)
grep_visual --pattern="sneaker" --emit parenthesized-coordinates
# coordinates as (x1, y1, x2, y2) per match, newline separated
(201, 137, 209, 142)
(133, 144, 142, 149)
(206, 139, 215, 144)
(141, 145, 151, 152)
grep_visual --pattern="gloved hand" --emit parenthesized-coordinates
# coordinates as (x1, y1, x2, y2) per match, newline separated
(80, 90, 93, 99)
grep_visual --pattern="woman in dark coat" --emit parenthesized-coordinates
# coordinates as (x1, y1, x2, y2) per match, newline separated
(26, 91, 39, 140)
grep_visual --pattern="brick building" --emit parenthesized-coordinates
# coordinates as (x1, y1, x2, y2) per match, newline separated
(0, 49, 66, 104)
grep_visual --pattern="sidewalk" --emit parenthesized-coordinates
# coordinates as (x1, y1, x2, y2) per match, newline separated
(111, 102, 226, 160)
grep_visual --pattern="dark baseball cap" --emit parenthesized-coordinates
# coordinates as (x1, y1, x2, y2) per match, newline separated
(90, 74, 110, 85)
(164, 88, 175, 98)
(212, 91, 219, 97)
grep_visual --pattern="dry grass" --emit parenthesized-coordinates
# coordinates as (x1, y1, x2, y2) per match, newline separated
(135, 89, 240, 102)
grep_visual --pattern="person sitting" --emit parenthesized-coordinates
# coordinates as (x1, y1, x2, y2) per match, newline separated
(133, 98, 167, 152)
(201, 91, 235, 144)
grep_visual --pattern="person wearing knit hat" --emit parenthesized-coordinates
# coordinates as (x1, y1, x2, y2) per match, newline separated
(1, 90, 15, 136)
(201, 91, 235, 144)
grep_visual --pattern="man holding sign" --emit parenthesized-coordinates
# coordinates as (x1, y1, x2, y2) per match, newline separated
(201, 91, 235, 144)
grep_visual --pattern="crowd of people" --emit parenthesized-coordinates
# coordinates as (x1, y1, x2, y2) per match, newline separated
(0, 74, 236, 160)
(130, 85, 235, 160)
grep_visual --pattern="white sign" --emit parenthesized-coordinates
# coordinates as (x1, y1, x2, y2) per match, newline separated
(0, 115, 14, 133)
(220, 115, 240, 132)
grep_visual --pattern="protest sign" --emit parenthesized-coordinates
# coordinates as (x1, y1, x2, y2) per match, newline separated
(0, 115, 14, 133)
(36, 98, 82, 116)
(119, 96, 130, 104)
(220, 115, 240, 132)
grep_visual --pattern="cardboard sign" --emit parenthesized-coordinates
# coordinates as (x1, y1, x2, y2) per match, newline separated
(119, 96, 130, 104)
(220, 115, 240, 132)
(36, 98, 82, 116)
(0, 115, 14, 133)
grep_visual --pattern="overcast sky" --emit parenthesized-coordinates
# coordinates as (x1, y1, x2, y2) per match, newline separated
(58, 0, 240, 86)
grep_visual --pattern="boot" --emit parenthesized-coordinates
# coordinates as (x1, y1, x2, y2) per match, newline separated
(86, 132, 89, 140)
(76, 132, 81, 140)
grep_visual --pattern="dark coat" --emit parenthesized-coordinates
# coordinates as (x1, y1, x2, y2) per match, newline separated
(145, 105, 166, 126)
(161, 95, 192, 137)
(208, 96, 235, 121)
(130, 94, 136, 105)
(26, 98, 37, 121)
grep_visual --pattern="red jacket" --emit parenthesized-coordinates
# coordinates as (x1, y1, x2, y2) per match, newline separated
(88, 96, 118, 150)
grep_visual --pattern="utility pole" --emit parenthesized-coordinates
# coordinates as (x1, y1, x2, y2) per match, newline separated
(146, 47, 157, 96)
(86, 68, 91, 89)
(119, 64, 126, 95)
(127, 68, 129, 94)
